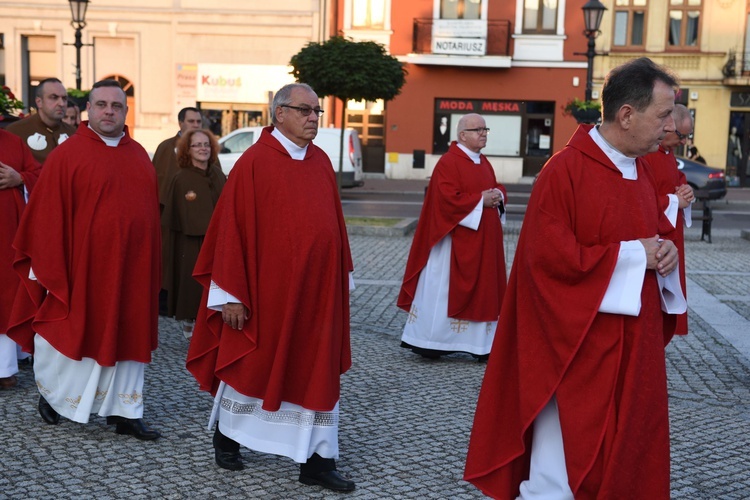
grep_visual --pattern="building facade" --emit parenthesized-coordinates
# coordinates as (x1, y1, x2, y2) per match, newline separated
(342, 0, 750, 186)
(0, 0, 333, 152)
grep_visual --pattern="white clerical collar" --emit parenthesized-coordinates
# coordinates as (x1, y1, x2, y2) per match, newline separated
(589, 126, 637, 180)
(88, 125, 124, 147)
(272, 127, 308, 160)
(457, 142, 482, 164)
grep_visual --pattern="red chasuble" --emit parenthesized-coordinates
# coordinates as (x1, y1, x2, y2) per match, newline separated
(643, 146, 689, 339)
(186, 126, 353, 413)
(0, 130, 41, 333)
(397, 142, 507, 321)
(8, 123, 160, 365)
(465, 125, 676, 499)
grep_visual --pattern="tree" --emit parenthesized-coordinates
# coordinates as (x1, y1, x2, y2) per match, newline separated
(290, 35, 407, 189)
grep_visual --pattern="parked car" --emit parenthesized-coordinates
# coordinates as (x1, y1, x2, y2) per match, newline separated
(218, 126, 365, 188)
(675, 156, 727, 200)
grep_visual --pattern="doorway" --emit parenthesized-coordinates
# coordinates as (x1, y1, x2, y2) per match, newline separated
(728, 111, 750, 187)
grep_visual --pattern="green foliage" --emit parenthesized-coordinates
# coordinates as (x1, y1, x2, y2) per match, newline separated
(290, 36, 407, 102)
(66, 88, 91, 98)
(0, 85, 24, 116)
(562, 97, 601, 116)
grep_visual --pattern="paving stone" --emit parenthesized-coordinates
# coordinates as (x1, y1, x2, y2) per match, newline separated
(1, 226, 748, 497)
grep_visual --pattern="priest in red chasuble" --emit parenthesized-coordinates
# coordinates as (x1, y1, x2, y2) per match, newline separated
(8, 80, 161, 440)
(398, 113, 507, 360)
(643, 103, 696, 342)
(465, 57, 685, 499)
(0, 130, 40, 389)
(186, 83, 355, 493)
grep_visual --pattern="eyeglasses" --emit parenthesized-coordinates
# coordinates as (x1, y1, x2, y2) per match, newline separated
(462, 127, 490, 134)
(674, 129, 691, 142)
(281, 105, 324, 117)
(190, 143, 210, 149)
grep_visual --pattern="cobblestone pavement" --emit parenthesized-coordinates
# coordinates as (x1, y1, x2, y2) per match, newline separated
(1, 224, 749, 499)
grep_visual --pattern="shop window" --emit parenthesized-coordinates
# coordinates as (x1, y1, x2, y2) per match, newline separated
(613, 0, 647, 48)
(522, 0, 558, 34)
(440, 0, 482, 20)
(352, 0, 386, 29)
(668, 0, 701, 49)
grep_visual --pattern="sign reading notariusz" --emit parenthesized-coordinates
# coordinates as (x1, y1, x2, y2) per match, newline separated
(432, 19, 488, 56)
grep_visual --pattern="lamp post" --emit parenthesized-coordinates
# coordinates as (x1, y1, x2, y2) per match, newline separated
(68, 0, 90, 91)
(581, 0, 607, 102)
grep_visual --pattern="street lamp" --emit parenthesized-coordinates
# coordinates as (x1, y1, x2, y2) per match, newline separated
(581, 0, 607, 102)
(68, 0, 90, 90)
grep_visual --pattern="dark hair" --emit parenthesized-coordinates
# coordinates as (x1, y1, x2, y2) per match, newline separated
(89, 79, 125, 103)
(178, 107, 201, 123)
(35, 78, 64, 99)
(601, 57, 678, 122)
(176, 129, 219, 168)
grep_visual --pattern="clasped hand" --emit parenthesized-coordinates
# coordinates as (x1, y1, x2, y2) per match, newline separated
(639, 235, 678, 277)
(482, 188, 503, 208)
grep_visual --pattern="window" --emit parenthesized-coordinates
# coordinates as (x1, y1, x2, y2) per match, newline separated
(613, 0, 647, 48)
(440, 0, 482, 20)
(522, 0, 558, 34)
(668, 0, 701, 48)
(352, 0, 386, 29)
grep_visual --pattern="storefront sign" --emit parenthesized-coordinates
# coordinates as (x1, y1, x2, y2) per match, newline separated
(196, 64, 294, 104)
(436, 98, 520, 113)
(432, 19, 487, 38)
(432, 38, 486, 56)
(432, 19, 487, 56)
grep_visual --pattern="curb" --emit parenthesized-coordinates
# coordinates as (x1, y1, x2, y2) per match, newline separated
(346, 217, 419, 237)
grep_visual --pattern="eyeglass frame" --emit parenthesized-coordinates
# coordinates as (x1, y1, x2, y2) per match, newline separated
(462, 127, 490, 134)
(674, 129, 691, 142)
(280, 104, 324, 117)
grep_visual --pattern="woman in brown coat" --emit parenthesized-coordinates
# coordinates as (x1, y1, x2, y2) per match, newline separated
(161, 129, 226, 337)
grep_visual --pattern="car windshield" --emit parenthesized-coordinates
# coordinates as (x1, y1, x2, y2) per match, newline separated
(222, 131, 255, 154)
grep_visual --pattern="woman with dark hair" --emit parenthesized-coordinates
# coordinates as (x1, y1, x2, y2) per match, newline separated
(161, 129, 226, 337)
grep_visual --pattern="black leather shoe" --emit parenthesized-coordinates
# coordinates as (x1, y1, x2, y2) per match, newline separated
(213, 427, 243, 471)
(299, 470, 355, 492)
(38, 395, 60, 425)
(107, 416, 161, 440)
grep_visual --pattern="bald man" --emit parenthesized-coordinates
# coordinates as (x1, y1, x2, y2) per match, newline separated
(397, 113, 508, 361)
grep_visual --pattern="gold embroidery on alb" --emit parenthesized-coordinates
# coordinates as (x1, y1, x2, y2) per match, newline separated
(407, 305, 418, 324)
(119, 392, 143, 405)
(450, 319, 469, 334)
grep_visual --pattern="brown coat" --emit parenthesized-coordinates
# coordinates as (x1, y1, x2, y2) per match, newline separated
(161, 165, 226, 320)
(5, 113, 76, 164)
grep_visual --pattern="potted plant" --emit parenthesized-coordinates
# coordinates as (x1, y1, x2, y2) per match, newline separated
(563, 97, 601, 124)
(0, 85, 25, 128)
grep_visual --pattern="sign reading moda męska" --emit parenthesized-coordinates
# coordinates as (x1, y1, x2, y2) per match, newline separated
(196, 64, 295, 104)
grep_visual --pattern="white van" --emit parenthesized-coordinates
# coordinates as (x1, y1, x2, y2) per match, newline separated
(217, 126, 365, 188)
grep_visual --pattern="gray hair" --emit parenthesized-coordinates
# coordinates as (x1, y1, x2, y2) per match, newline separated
(271, 83, 316, 125)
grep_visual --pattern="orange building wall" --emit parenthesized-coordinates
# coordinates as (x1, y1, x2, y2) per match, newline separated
(385, 64, 584, 155)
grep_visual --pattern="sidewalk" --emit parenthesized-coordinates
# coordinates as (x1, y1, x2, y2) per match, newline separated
(0, 223, 748, 498)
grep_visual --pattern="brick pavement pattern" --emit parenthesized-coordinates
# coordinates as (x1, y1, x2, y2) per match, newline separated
(0, 224, 748, 498)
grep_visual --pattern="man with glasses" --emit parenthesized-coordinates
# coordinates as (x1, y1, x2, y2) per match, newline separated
(398, 113, 507, 361)
(6, 78, 76, 164)
(187, 83, 355, 492)
(644, 103, 695, 340)
(466, 58, 683, 499)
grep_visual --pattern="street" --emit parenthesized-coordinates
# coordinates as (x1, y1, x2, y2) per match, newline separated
(341, 179, 750, 232)
(1, 189, 749, 497)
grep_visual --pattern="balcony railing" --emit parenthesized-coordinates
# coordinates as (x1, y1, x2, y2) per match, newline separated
(722, 49, 750, 78)
(412, 18, 511, 56)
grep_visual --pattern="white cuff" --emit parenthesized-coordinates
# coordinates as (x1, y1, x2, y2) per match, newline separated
(458, 198, 483, 230)
(598, 240, 646, 316)
(207, 280, 241, 311)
